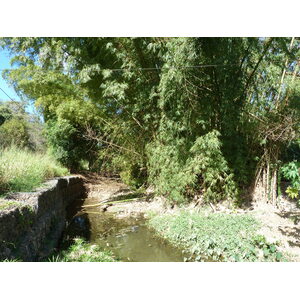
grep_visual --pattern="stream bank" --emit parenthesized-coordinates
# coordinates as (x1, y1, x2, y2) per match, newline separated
(59, 173, 300, 262)
(59, 174, 185, 262)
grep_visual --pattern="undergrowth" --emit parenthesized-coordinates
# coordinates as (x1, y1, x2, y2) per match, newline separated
(148, 211, 285, 262)
(0, 146, 69, 195)
(48, 238, 117, 262)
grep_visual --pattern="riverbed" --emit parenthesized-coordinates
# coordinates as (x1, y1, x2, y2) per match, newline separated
(59, 176, 185, 262)
(60, 199, 184, 262)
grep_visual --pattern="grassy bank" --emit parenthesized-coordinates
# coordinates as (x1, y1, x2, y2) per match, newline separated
(148, 210, 285, 262)
(49, 238, 117, 262)
(0, 146, 68, 196)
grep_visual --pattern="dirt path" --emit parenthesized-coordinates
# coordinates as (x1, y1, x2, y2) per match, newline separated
(81, 173, 300, 261)
(252, 202, 300, 261)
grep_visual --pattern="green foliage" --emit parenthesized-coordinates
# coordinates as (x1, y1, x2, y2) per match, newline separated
(1, 37, 300, 205)
(1, 258, 21, 262)
(281, 161, 300, 200)
(0, 118, 30, 148)
(0, 145, 68, 195)
(148, 130, 237, 203)
(149, 211, 284, 262)
(186, 131, 238, 202)
(48, 238, 117, 262)
(46, 119, 81, 170)
(0, 101, 46, 151)
(119, 163, 146, 188)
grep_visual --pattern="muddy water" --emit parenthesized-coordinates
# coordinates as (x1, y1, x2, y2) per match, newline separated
(62, 197, 185, 262)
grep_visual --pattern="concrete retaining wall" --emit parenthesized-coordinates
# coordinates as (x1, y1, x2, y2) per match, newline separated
(0, 176, 85, 261)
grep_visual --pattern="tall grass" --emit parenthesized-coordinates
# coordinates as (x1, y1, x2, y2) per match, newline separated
(0, 146, 69, 195)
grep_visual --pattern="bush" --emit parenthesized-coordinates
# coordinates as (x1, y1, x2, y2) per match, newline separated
(0, 146, 68, 195)
(281, 161, 300, 201)
(147, 130, 238, 204)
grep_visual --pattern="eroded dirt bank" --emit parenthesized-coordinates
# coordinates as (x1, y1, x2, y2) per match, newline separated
(80, 173, 300, 261)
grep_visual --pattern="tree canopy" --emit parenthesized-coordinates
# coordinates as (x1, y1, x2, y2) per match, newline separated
(1, 37, 300, 204)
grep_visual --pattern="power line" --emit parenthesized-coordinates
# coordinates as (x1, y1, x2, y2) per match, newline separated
(0, 63, 240, 73)
(0, 87, 14, 101)
(98, 63, 240, 72)
(0, 63, 239, 102)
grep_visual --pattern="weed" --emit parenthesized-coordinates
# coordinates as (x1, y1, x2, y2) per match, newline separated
(148, 211, 285, 262)
(1, 258, 21, 262)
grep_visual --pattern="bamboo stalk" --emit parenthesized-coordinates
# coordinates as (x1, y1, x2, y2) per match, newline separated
(273, 168, 277, 206)
(262, 166, 266, 202)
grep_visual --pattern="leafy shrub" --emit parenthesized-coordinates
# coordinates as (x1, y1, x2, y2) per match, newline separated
(0, 145, 68, 195)
(281, 161, 300, 201)
(147, 130, 237, 204)
(185, 130, 238, 203)
(46, 119, 99, 172)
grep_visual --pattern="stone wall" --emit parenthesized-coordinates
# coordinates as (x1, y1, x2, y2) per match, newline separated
(0, 176, 85, 261)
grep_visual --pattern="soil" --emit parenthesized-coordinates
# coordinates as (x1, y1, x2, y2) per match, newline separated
(252, 202, 300, 261)
(81, 172, 300, 261)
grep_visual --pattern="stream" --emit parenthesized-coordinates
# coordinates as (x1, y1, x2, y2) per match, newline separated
(60, 196, 185, 262)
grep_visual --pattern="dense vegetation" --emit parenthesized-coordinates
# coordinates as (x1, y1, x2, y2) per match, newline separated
(1, 37, 300, 205)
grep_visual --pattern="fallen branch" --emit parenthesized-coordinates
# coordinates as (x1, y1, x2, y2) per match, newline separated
(104, 196, 148, 205)
(82, 202, 106, 208)
(82, 196, 148, 208)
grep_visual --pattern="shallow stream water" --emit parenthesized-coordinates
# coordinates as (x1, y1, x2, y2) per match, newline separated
(60, 197, 185, 262)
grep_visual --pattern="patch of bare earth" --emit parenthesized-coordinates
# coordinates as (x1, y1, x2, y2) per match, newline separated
(251, 200, 300, 261)
(81, 173, 175, 217)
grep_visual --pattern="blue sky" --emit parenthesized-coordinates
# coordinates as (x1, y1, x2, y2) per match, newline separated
(0, 49, 35, 114)
(0, 49, 20, 100)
